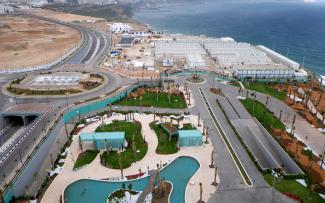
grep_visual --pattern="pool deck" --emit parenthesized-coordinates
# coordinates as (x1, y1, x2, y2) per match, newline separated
(41, 113, 219, 203)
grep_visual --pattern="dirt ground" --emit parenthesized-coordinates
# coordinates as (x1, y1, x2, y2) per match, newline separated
(273, 129, 325, 186)
(277, 81, 325, 128)
(30, 8, 105, 22)
(0, 15, 81, 69)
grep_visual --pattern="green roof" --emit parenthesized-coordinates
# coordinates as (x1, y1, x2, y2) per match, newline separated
(178, 130, 202, 138)
(80, 132, 125, 141)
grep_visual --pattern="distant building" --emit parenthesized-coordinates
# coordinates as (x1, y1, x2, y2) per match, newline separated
(257, 45, 300, 70)
(110, 23, 132, 33)
(0, 4, 14, 14)
(162, 54, 174, 67)
(118, 37, 135, 47)
(186, 54, 206, 69)
(233, 64, 294, 80)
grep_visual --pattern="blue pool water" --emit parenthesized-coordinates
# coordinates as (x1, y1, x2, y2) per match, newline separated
(63, 156, 200, 203)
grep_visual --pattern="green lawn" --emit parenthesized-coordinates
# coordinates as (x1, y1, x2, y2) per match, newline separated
(264, 174, 324, 203)
(244, 82, 286, 101)
(241, 98, 285, 131)
(116, 91, 187, 109)
(96, 121, 148, 169)
(150, 122, 178, 154)
(228, 82, 241, 88)
(73, 150, 99, 169)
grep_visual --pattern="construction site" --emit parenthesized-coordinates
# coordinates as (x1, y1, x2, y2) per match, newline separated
(103, 32, 309, 82)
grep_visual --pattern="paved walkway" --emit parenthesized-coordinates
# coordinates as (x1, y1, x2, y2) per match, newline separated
(41, 113, 218, 203)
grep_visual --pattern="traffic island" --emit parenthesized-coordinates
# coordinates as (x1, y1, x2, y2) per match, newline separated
(5, 71, 106, 97)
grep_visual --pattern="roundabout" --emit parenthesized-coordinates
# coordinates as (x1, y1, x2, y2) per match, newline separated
(3, 71, 108, 98)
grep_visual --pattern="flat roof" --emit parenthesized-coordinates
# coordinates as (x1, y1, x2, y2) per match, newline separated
(234, 64, 291, 70)
(2, 103, 51, 116)
(178, 130, 202, 138)
(119, 37, 135, 45)
(80, 132, 125, 141)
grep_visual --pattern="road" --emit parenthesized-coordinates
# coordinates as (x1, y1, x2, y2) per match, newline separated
(0, 12, 134, 199)
(0, 13, 305, 203)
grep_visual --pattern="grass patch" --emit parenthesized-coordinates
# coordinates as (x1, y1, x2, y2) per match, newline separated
(244, 82, 286, 101)
(264, 174, 323, 203)
(116, 91, 187, 109)
(228, 82, 241, 88)
(181, 123, 196, 130)
(73, 150, 99, 169)
(96, 121, 147, 169)
(150, 122, 178, 154)
(241, 98, 285, 131)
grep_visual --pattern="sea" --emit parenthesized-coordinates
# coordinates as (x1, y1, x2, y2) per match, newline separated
(134, 0, 325, 75)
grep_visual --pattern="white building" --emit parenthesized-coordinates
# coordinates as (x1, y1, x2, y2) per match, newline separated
(204, 42, 272, 66)
(0, 4, 14, 14)
(186, 54, 206, 69)
(110, 23, 132, 33)
(257, 45, 300, 70)
(154, 42, 206, 58)
(233, 64, 294, 80)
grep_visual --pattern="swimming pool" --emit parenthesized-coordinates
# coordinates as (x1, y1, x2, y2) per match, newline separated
(63, 156, 200, 203)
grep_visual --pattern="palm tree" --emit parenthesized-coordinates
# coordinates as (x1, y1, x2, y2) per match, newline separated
(118, 149, 124, 179)
(198, 182, 204, 203)
(0, 189, 4, 203)
(132, 134, 136, 160)
(1, 174, 6, 187)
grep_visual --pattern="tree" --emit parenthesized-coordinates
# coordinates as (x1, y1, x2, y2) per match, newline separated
(118, 149, 124, 179)
(0, 189, 3, 203)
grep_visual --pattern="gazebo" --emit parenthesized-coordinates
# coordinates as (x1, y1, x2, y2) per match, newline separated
(178, 130, 203, 147)
(80, 132, 125, 150)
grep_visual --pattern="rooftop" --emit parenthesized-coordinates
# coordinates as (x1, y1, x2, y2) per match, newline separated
(234, 64, 292, 70)
(1, 103, 51, 116)
(178, 130, 202, 138)
(119, 37, 135, 45)
(80, 132, 125, 141)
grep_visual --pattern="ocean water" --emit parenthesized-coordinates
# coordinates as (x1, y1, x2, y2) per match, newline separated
(134, 0, 325, 75)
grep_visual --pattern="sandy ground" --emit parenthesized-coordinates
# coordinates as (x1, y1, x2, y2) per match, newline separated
(30, 8, 105, 23)
(41, 113, 218, 203)
(0, 15, 81, 70)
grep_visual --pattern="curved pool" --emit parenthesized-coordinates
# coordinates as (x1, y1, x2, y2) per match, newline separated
(63, 156, 199, 203)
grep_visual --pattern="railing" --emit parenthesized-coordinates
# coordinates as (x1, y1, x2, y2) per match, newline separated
(2, 80, 160, 202)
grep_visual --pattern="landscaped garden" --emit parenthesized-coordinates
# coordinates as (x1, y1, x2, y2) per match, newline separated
(240, 98, 285, 131)
(243, 82, 287, 101)
(73, 150, 99, 169)
(96, 121, 148, 169)
(264, 174, 324, 203)
(241, 98, 325, 201)
(116, 88, 187, 109)
(150, 122, 178, 154)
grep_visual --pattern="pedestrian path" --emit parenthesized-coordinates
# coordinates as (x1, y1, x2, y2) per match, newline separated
(41, 113, 218, 203)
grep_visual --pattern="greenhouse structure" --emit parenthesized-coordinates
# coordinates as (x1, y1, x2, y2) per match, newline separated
(80, 132, 125, 150)
(178, 130, 203, 147)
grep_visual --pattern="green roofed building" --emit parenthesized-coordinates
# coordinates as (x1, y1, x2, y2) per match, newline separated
(178, 130, 202, 147)
(80, 132, 125, 150)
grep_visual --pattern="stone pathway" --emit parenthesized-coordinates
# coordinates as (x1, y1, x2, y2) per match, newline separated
(41, 113, 218, 203)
